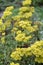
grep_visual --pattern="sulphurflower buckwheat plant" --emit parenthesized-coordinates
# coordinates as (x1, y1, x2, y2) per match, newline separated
(0, 0, 43, 65)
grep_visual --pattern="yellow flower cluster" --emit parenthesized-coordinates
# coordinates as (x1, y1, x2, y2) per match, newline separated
(1, 36, 5, 44)
(11, 20, 38, 42)
(31, 40, 43, 63)
(0, 6, 14, 44)
(11, 0, 37, 43)
(11, 40, 43, 63)
(0, 19, 5, 43)
(19, 7, 34, 13)
(2, 6, 14, 19)
(4, 19, 11, 28)
(10, 62, 19, 65)
(12, 0, 34, 21)
(11, 47, 31, 60)
(17, 21, 38, 32)
(23, 12, 32, 18)
(12, 7, 34, 21)
(0, 19, 12, 44)
(15, 33, 32, 42)
(0, 32, 5, 44)
(0, 19, 5, 32)
(0, 0, 39, 45)
(23, 0, 32, 5)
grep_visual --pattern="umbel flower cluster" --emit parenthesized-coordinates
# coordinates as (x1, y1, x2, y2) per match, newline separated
(0, 0, 43, 65)
(11, 40, 43, 64)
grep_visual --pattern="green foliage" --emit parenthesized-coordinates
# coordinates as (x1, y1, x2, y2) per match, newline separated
(32, 0, 43, 6)
(32, 7, 43, 40)
(0, 0, 21, 11)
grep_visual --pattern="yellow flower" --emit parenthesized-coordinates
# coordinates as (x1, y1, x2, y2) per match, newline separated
(10, 40, 43, 63)
(10, 62, 15, 65)
(0, 28, 2, 32)
(31, 40, 43, 63)
(2, 24, 5, 31)
(30, 7, 35, 12)
(23, 12, 32, 18)
(5, 6, 14, 11)
(0, 19, 3, 25)
(11, 27, 18, 33)
(1, 37, 5, 44)
(35, 57, 43, 63)
(4, 20, 11, 28)
(2, 32, 5, 36)
(19, 7, 29, 12)
(23, 35, 32, 42)
(15, 33, 25, 42)
(11, 51, 21, 60)
(2, 11, 12, 19)
(26, 26, 35, 32)
(23, 0, 32, 5)
(12, 15, 22, 21)
(10, 62, 19, 65)
(16, 30, 22, 34)
(33, 25, 38, 30)
(25, 47, 32, 56)
(2, 6, 13, 19)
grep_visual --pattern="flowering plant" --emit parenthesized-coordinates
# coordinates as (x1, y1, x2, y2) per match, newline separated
(0, 0, 43, 65)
